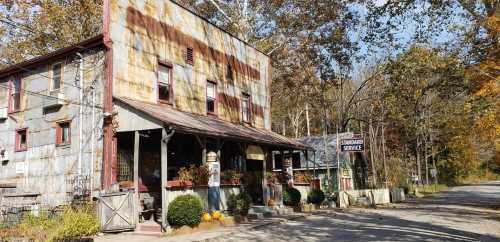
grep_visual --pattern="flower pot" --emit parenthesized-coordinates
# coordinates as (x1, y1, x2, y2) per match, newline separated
(166, 180, 193, 189)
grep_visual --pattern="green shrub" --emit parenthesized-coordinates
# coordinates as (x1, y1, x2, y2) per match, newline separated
(227, 192, 252, 217)
(167, 194, 204, 227)
(283, 186, 301, 206)
(307, 189, 325, 204)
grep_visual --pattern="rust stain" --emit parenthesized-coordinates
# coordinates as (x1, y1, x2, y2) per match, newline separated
(125, 7, 261, 81)
(218, 93, 263, 118)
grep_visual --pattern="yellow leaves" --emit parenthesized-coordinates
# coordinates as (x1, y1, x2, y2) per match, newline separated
(474, 79, 500, 98)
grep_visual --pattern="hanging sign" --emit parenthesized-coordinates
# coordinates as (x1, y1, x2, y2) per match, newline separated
(340, 138, 364, 152)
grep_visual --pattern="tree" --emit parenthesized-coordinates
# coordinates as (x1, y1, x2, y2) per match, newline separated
(0, 0, 102, 66)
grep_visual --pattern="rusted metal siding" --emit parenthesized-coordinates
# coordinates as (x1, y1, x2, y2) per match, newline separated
(109, 0, 271, 130)
(0, 49, 106, 206)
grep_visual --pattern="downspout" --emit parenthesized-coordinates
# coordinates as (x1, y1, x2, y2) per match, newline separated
(90, 83, 96, 197)
(76, 52, 84, 177)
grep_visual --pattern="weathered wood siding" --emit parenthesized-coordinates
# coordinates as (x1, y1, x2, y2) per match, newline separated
(0, 49, 106, 206)
(109, 0, 272, 130)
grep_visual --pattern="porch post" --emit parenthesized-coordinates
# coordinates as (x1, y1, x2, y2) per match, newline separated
(262, 147, 268, 206)
(161, 128, 175, 230)
(133, 131, 140, 225)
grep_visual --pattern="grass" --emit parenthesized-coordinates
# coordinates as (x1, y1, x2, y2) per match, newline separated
(404, 184, 449, 197)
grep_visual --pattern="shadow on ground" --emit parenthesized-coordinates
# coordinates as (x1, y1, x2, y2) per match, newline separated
(226, 209, 499, 242)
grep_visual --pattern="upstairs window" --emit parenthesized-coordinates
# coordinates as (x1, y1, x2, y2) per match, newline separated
(186, 47, 194, 65)
(9, 77, 22, 112)
(206, 81, 217, 115)
(226, 64, 233, 81)
(241, 93, 251, 123)
(15, 128, 27, 152)
(52, 63, 62, 90)
(157, 63, 173, 103)
(56, 121, 71, 146)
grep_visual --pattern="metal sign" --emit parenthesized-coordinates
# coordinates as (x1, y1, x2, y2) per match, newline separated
(340, 138, 364, 152)
(430, 168, 437, 177)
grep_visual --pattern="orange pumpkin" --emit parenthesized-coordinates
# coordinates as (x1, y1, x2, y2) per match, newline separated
(202, 212, 212, 222)
(212, 211, 222, 220)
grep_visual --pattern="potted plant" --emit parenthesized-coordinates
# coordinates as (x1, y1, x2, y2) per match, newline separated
(221, 170, 242, 185)
(294, 171, 312, 185)
(192, 164, 209, 187)
(167, 166, 193, 188)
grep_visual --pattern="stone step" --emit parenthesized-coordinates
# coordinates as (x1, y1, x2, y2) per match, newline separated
(247, 212, 264, 220)
(136, 221, 162, 235)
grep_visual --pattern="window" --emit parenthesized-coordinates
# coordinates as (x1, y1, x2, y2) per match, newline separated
(206, 81, 217, 115)
(15, 128, 27, 152)
(56, 121, 71, 146)
(52, 63, 62, 90)
(241, 93, 251, 123)
(186, 47, 194, 65)
(9, 77, 22, 112)
(226, 64, 233, 81)
(157, 63, 172, 103)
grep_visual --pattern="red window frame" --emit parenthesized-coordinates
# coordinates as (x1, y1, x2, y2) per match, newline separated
(15, 128, 28, 152)
(157, 61, 173, 104)
(56, 120, 71, 146)
(186, 47, 194, 66)
(206, 80, 217, 116)
(8, 76, 22, 113)
(241, 93, 252, 124)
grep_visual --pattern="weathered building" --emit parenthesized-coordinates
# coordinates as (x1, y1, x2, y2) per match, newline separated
(0, 36, 106, 206)
(0, 0, 309, 232)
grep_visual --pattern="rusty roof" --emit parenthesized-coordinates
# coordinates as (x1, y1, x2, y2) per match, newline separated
(115, 97, 310, 150)
(0, 34, 104, 79)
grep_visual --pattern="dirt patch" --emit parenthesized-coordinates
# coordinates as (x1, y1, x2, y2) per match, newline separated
(170, 217, 236, 236)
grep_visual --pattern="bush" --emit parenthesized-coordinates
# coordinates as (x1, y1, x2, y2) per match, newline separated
(307, 189, 325, 204)
(227, 192, 252, 217)
(167, 194, 204, 227)
(283, 186, 301, 206)
(50, 206, 100, 241)
(1, 204, 99, 242)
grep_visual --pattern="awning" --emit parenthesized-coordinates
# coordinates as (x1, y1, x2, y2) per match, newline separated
(246, 145, 265, 160)
(115, 97, 310, 150)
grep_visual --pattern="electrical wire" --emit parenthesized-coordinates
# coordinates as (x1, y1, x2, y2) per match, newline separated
(0, 56, 105, 91)
(0, 83, 103, 109)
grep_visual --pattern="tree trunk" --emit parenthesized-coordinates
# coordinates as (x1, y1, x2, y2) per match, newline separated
(369, 117, 377, 187)
(305, 103, 311, 136)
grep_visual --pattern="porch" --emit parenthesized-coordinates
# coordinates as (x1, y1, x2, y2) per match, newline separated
(105, 97, 309, 232)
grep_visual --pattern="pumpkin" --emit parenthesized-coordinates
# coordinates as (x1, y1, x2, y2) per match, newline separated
(212, 211, 222, 220)
(202, 212, 212, 222)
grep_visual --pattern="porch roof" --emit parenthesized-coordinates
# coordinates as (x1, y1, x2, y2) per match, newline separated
(115, 97, 310, 150)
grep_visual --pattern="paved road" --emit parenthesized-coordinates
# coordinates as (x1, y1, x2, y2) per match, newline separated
(214, 181, 500, 242)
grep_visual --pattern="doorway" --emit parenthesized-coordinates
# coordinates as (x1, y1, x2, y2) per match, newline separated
(246, 159, 263, 204)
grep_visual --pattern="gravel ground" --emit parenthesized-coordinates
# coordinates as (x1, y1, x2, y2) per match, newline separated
(213, 181, 500, 242)
(96, 181, 500, 242)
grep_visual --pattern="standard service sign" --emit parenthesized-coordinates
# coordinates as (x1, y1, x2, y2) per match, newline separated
(340, 138, 364, 152)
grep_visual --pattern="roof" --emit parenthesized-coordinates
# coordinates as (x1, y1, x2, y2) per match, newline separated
(0, 34, 104, 79)
(296, 133, 355, 168)
(115, 97, 310, 150)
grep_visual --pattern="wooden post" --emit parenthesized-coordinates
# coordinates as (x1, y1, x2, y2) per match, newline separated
(161, 128, 174, 231)
(196, 135, 207, 164)
(262, 147, 268, 206)
(133, 131, 140, 226)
